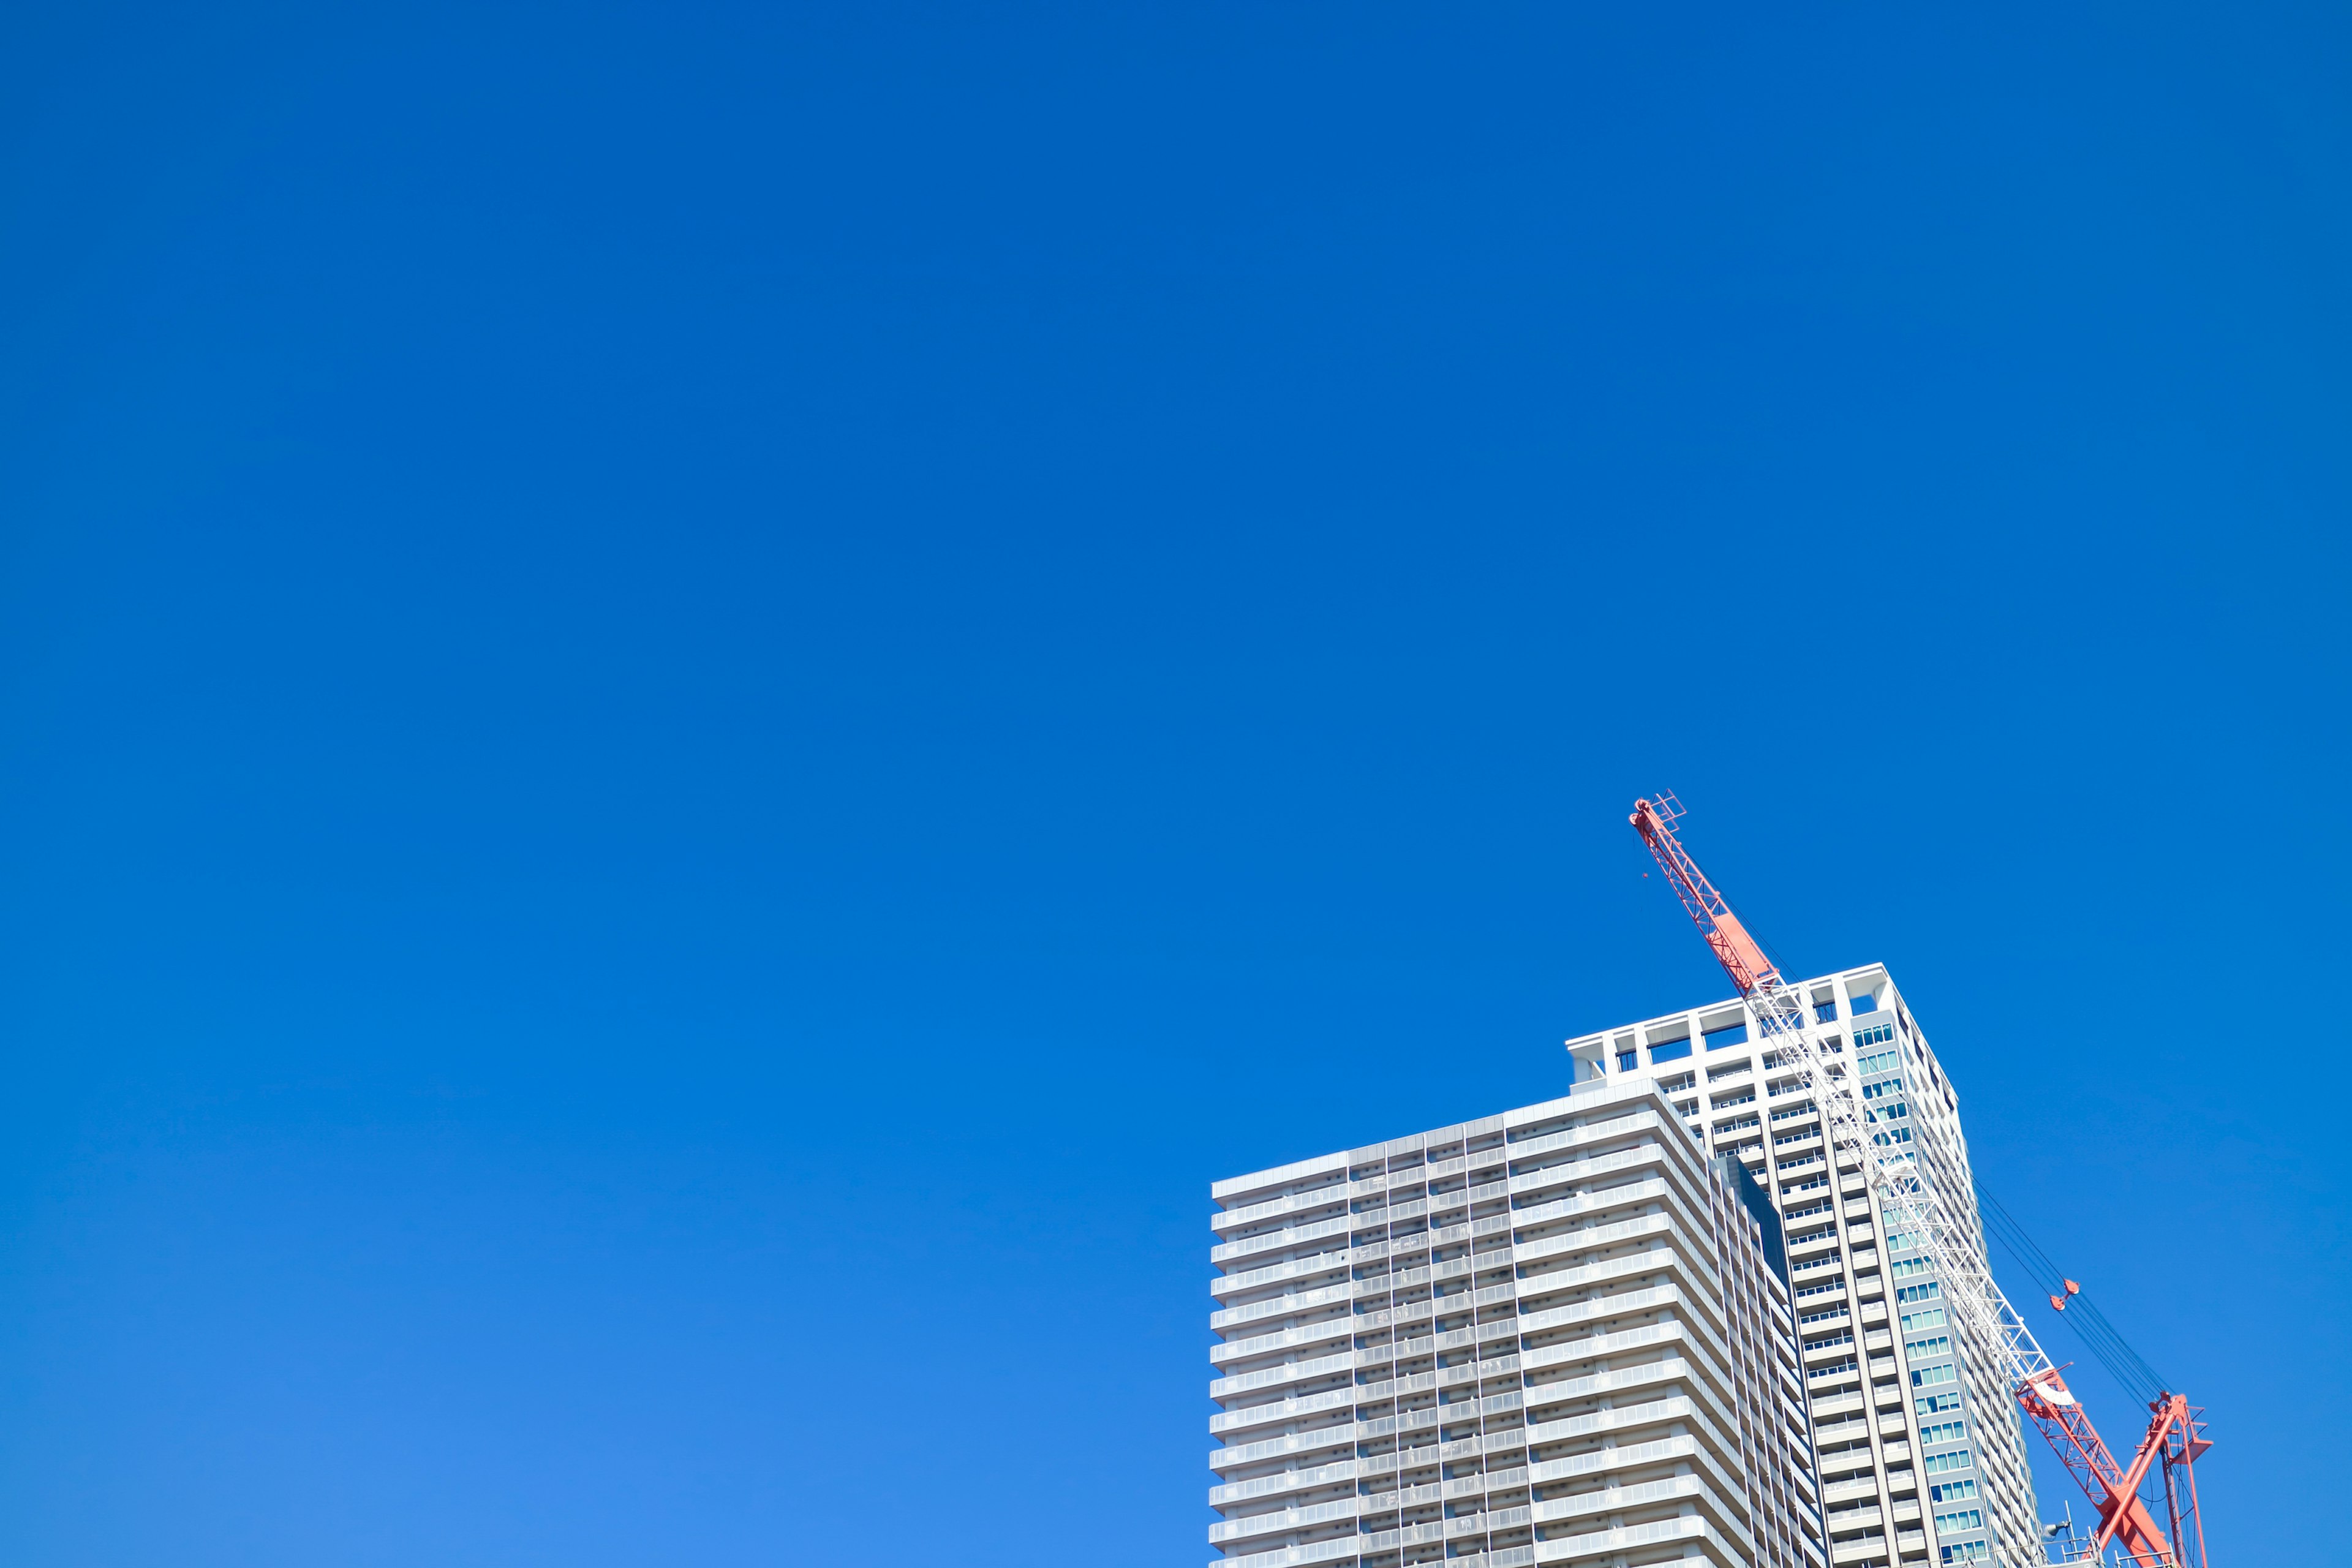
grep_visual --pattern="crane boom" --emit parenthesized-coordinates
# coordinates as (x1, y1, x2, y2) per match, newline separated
(1628, 794, 2203, 1568)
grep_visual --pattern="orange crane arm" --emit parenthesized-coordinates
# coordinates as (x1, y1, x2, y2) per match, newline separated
(1626, 793, 2206, 1568)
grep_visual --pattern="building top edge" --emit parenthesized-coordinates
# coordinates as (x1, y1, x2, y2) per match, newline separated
(1209, 1148, 1348, 1201)
(1210, 1080, 1676, 1204)
(1561, 962, 1898, 1047)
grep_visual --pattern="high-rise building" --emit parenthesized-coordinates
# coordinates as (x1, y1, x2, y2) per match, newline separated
(1566, 964, 2039, 1568)
(1207, 1077, 1825, 1568)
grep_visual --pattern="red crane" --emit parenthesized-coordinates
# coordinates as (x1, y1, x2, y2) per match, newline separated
(1627, 792, 2211, 1568)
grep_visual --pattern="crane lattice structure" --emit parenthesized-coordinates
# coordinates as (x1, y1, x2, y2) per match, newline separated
(1627, 793, 2211, 1568)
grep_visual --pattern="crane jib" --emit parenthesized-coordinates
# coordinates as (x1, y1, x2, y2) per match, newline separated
(1626, 792, 2212, 1568)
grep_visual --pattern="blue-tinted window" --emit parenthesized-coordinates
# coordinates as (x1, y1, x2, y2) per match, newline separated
(1850, 995, 1880, 1016)
(1649, 1040, 1692, 1065)
(1814, 1001, 1838, 1023)
(1703, 1022, 1748, 1050)
(1616, 1051, 1638, 1072)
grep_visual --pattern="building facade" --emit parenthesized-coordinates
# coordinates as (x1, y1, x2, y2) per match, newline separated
(1566, 965, 2040, 1568)
(1208, 1078, 1825, 1568)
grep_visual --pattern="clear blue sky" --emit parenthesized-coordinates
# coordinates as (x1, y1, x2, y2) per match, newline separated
(2, 4, 2343, 1564)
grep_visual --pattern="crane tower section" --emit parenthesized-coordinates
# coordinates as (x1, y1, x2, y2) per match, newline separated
(1608, 796, 2043, 1567)
(1620, 794, 2211, 1568)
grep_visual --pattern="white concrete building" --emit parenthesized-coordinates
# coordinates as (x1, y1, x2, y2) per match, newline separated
(1208, 1078, 1825, 1568)
(1566, 965, 2040, 1568)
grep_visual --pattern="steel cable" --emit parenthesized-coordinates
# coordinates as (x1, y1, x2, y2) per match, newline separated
(1973, 1185, 2169, 1408)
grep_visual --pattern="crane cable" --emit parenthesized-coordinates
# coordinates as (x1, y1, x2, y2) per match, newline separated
(1973, 1185, 2169, 1410)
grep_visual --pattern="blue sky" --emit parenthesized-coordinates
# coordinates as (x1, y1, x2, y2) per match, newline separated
(2, 3, 2344, 1564)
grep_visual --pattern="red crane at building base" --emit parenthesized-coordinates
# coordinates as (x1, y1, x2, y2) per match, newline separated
(1627, 792, 2211, 1568)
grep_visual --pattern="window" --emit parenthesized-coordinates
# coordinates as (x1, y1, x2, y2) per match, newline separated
(1648, 1040, 1692, 1065)
(1911, 1363, 1955, 1389)
(1934, 1509, 1985, 1534)
(1861, 1076, 1904, 1100)
(1855, 1023, 1896, 1050)
(1703, 1021, 1749, 1050)
(1917, 1390, 1962, 1415)
(1905, 1335, 1951, 1360)
(1814, 1000, 1839, 1023)
(1900, 1306, 1947, 1333)
(1922, 1449, 1972, 1476)
(1896, 1281, 1942, 1304)
(1616, 1051, 1637, 1072)
(1940, 1540, 1989, 1563)
(1920, 1419, 1967, 1445)
(1930, 1479, 1978, 1504)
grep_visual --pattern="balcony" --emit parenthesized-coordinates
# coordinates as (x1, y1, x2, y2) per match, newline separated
(1210, 1386, 1357, 1434)
(1212, 1458, 1360, 1507)
(1447, 1505, 1533, 1536)
(1215, 1281, 1354, 1333)
(1216, 1536, 1366, 1568)
(1215, 1213, 1357, 1265)
(1445, 1465, 1531, 1500)
(1528, 1512, 1714, 1563)
(1210, 1496, 1362, 1544)
(1352, 1370, 1439, 1407)
(1215, 1185, 1355, 1234)
(1212, 1348, 1356, 1400)
(1510, 1177, 1672, 1236)
(1213, 1317, 1356, 1365)
(1530, 1472, 1705, 1528)
(1214, 1253, 1354, 1299)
